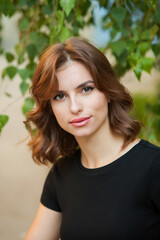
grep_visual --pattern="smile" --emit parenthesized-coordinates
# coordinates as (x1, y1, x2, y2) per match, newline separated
(69, 117, 91, 127)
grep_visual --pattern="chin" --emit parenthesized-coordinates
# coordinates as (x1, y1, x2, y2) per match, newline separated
(72, 129, 96, 139)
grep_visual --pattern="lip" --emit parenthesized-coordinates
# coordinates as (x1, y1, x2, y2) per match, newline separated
(69, 116, 91, 127)
(69, 117, 91, 123)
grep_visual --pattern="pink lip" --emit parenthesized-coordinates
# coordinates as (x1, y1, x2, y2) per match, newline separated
(69, 117, 91, 127)
(70, 117, 91, 123)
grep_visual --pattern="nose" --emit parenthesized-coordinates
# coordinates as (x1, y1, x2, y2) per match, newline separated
(69, 95, 83, 114)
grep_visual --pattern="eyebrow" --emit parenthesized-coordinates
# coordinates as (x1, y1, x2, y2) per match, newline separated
(57, 80, 94, 93)
(76, 80, 94, 89)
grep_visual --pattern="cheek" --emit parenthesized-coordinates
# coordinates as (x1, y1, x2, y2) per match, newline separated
(91, 93, 108, 111)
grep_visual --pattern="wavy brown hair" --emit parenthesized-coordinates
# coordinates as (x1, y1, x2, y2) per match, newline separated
(25, 37, 141, 165)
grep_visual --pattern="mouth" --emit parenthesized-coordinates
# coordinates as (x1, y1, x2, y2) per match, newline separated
(69, 117, 91, 127)
(70, 117, 91, 123)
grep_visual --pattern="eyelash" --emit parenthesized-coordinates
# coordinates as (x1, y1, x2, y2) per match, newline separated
(53, 93, 65, 101)
(82, 86, 94, 93)
(53, 85, 94, 101)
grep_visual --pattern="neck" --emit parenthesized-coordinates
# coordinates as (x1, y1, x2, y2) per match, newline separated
(75, 124, 126, 169)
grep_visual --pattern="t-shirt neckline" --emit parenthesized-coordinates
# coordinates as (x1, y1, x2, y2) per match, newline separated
(75, 139, 144, 175)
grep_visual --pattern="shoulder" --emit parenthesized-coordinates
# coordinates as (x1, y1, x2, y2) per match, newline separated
(138, 139, 160, 158)
(144, 141, 160, 206)
(139, 139, 160, 178)
(140, 139, 160, 151)
(127, 139, 160, 173)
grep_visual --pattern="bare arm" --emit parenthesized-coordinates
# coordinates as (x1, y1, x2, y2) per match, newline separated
(24, 203, 62, 240)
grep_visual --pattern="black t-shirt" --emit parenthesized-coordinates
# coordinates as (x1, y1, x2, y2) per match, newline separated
(40, 139, 160, 240)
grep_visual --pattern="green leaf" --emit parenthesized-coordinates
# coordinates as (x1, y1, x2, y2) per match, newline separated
(20, 82, 30, 95)
(5, 52, 15, 62)
(22, 97, 34, 116)
(56, 10, 65, 33)
(0, 49, 3, 55)
(111, 7, 126, 25)
(15, 43, 25, 64)
(128, 52, 141, 68)
(36, 34, 49, 53)
(37, 15, 46, 29)
(60, 0, 76, 16)
(152, 44, 160, 56)
(75, 9, 84, 26)
(22, 0, 38, 7)
(155, 7, 160, 24)
(120, 25, 129, 38)
(47, 0, 53, 5)
(18, 49, 25, 64)
(27, 44, 37, 60)
(153, 117, 160, 140)
(149, 134, 157, 142)
(149, 0, 157, 10)
(140, 57, 154, 73)
(0, 115, 9, 133)
(29, 32, 38, 44)
(110, 40, 126, 57)
(77, 0, 90, 16)
(141, 29, 151, 40)
(6, 66, 17, 79)
(142, 25, 159, 40)
(152, 99, 160, 114)
(138, 42, 150, 55)
(19, 18, 29, 31)
(133, 66, 142, 81)
(42, 4, 52, 15)
(99, 0, 108, 6)
(26, 62, 36, 79)
(49, 25, 58, 44)
(0, 0, 11, 16)
(47, 0, 53, 8)
(132, 26, 141, 42)
(116, 50, 128, 67)
(19, 0, 28, 7)
(18, 68, 30, 81)
(150, 24, 159, 38)
(126, 40, 135, 52)
(58, 26, 71, 43)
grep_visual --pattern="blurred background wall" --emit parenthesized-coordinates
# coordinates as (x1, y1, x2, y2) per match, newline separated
(0, 12, 160, 240)
(0, 14, 48, 240)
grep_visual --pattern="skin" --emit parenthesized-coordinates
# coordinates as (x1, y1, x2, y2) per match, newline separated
(24, 203, 62, 240)
(51, 60, 140, 169)
(25, 60, 140, 240)
(51, 61, 110, 139)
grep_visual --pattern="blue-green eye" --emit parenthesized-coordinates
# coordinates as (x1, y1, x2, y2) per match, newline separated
(53, 93, 65, 101)
(82, 86, 94, 93)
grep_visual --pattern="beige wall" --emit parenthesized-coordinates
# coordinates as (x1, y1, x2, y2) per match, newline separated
(0, 14, 49, 240)
(0, 59, 49, 239)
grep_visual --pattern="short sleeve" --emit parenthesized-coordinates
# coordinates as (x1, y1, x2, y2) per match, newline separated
(148, 152, 160, 212)
(40, 166, 61, 212)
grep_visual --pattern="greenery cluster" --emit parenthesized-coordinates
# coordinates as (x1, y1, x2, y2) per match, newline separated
(0, 0, 160, 144)
(132, 93, 160, 145)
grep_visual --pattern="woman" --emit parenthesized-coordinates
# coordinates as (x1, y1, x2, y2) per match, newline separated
(24, 37, 160, 240)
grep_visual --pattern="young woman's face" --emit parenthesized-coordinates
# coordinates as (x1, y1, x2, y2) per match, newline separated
(50, 61, 109, 139)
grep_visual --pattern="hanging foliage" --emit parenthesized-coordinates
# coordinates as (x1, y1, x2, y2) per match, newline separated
(0, 0, 160, 142)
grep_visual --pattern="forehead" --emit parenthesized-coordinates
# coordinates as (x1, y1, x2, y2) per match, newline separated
(56, 61, 93, 90)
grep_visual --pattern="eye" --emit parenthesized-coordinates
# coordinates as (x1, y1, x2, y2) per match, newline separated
(53, 93, 65, 101)
(82, 86, 94, 93)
